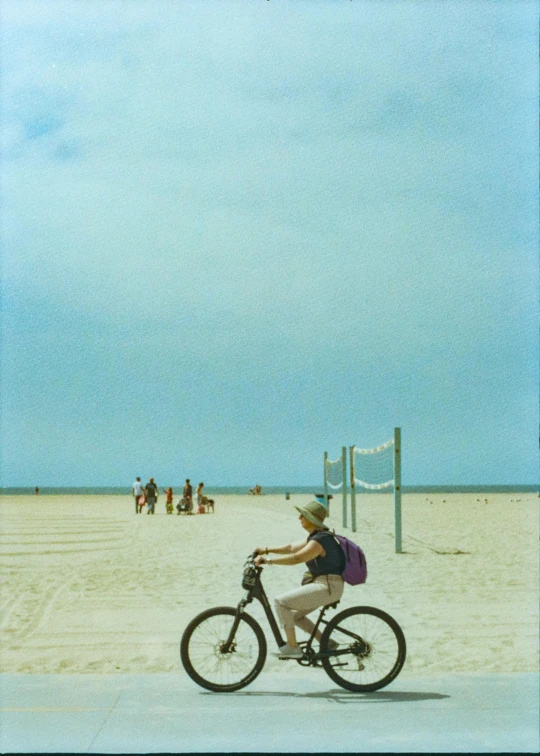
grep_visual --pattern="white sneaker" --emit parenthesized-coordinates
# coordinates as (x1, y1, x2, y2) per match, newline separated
(273, 644, 303, 659)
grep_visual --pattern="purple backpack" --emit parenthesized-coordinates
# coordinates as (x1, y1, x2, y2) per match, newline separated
(334, 535, 367, 585)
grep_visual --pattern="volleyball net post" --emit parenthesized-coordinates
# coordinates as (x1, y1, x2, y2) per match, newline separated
(341, 446, 347, 529)
(323, 448, 348, 526)
(323, 451, 329, 513)
(393, 427, 402, 553)
(349, 445, 357, 532)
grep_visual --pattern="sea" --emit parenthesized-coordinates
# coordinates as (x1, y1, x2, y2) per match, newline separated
(0, 485, 537, 496)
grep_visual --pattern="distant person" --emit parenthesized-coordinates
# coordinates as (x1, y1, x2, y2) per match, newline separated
(35, 487, 39, 495)
(133, 477, 144, 514)
(195, 482, 214, 513)
(256, 485, 262, 495)
(197, 482, 209, 513)
(163, 487, 174, 514)
(181, 479, 193, 513)
(145, 478, 158, 515)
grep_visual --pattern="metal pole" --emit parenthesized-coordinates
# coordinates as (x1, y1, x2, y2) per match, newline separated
(349, 446, 356, 532)
(393, 427, 402, 553)
(323, 451, 329, 513)
(341, 446, 347, 529)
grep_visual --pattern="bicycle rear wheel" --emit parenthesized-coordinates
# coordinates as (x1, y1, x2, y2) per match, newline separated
(320, 606, 406, 692)
(180, 606, 267, 692)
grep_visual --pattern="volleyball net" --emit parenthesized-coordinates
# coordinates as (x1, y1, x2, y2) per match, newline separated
(325, 455, 346, 489)
(323, 428, 402, 553)
(351, 438, 395, 490)
(350, 428, 402, 552)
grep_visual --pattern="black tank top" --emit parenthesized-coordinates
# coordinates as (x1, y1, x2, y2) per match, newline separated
(306, 530, 346, 577)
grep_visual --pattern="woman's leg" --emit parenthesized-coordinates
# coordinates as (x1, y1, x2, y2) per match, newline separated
(275, 577, 344, 646)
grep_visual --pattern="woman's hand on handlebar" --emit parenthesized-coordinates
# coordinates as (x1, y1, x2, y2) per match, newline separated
(252, 548, 270, 566)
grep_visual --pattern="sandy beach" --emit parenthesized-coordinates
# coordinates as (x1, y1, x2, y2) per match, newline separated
(0, 492, 537, 679)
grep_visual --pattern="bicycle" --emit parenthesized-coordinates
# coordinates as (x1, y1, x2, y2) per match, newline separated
(180, 554, 406, 693)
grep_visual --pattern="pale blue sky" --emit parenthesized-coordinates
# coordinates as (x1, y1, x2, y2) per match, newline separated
(1, 0, 538, 487)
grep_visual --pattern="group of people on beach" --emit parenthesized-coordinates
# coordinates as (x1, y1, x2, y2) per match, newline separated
(249, 484, 263, 495)
(132, 477, 214, 515)
(174, 479, 214, 514)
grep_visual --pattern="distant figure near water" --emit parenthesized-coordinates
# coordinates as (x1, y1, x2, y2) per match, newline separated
(197, 482, 206, 513)
(35, 487, 39, 495)
(145, 478, 158, 515)
(175, 478, 194, 514)
(132, 477, 144, 514)
(163, 487, 174, 514)
(196, 482, 214, 513)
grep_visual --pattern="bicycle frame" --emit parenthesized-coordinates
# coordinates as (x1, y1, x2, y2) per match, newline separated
(224, 564, 365, 664)
(241, 574, 285, 648)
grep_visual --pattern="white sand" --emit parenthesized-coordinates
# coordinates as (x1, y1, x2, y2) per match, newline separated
(0, 492, 537, 678)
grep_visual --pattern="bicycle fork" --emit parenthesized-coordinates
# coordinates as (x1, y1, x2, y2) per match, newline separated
(223, 583, 286, 653)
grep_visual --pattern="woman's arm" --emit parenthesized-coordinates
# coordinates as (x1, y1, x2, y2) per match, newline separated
(255, 539, 324, 566)
(254, 539, 306, 556)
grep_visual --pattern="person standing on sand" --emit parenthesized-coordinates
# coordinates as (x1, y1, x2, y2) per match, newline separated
(196, 482, 207, 513)
(145, 478, 158, 515)
(182, 479, 193, 513)
(163, 487, 174, 514)
(132, 477, 144, 514)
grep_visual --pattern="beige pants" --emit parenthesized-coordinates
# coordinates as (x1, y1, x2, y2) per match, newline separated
(274, 574, 345, 635)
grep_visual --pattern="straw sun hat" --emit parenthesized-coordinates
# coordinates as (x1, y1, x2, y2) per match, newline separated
(294, 500, 328, 528)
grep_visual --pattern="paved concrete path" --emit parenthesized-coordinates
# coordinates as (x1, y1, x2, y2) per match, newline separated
(0, 671, 537, 753)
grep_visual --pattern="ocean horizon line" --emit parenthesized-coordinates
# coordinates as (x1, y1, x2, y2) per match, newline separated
(0, 484, 538, 496)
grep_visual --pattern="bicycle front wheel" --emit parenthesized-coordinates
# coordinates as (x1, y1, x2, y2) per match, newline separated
(320, 606, 406, 692)
(180, 606, 267, 692)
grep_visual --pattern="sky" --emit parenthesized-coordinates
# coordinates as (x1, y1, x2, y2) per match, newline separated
(1, 0, 538, 488)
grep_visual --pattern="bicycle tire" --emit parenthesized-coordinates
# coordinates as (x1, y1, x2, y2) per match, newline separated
(320, 605, 406, 692)
(180, 606, 267, 692)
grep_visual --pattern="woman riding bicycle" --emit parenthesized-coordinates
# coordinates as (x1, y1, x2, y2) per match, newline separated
(254, 500, 345, 659)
